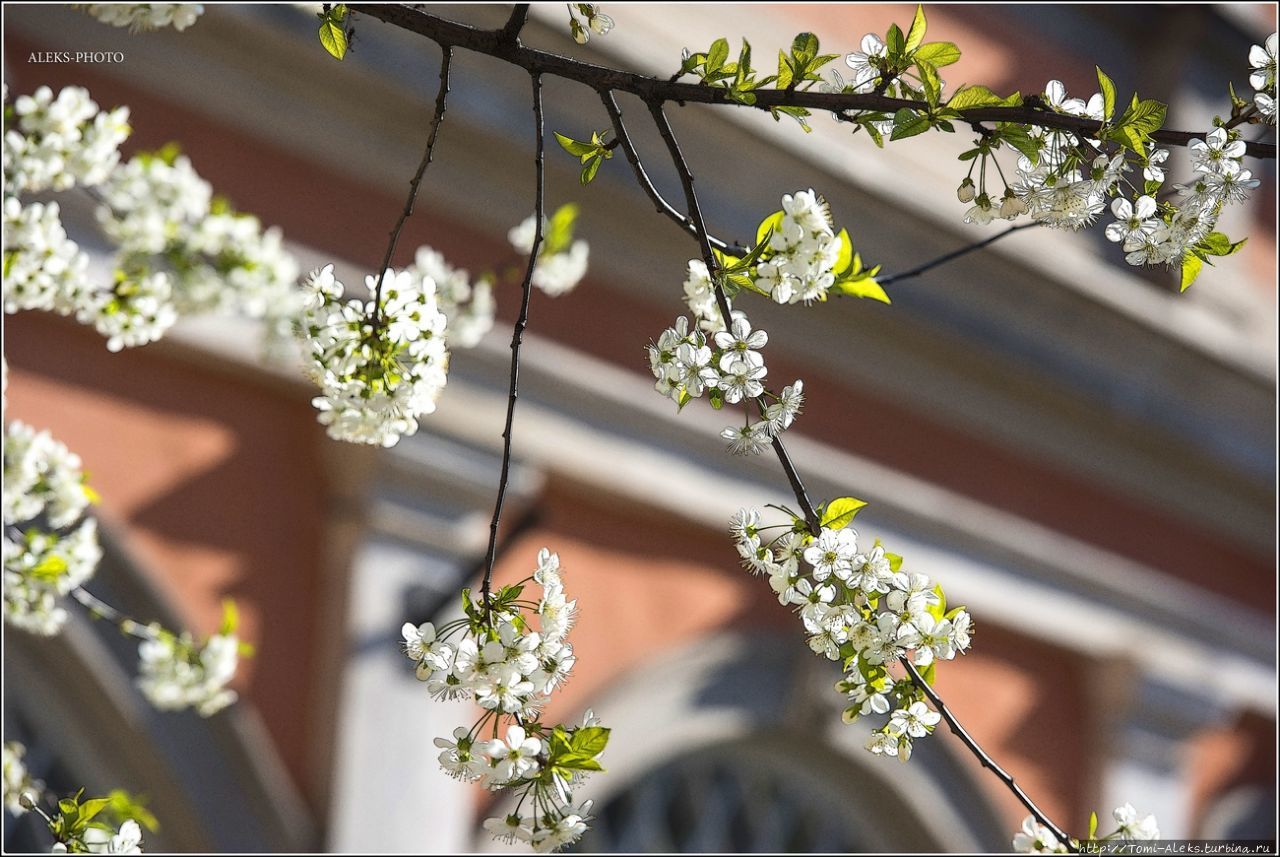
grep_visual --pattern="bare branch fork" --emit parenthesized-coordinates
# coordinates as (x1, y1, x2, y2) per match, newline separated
(371, 45, 453, 322)
(480, 72, 545, 619)
(353, 4, 1277, 160)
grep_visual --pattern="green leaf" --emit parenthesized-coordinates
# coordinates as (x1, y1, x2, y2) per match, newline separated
(792, 32, 819, 60)
(756, 210, 784, 248)
(570, 725, 611, 756)
(890, 108, 931, 140)
(79, 798, 111, 825)
(219, 598, 238, 635)
(833, 229, 853, 274)
(706, 38, 729, 74)
(820, 496, 867, 530)
(946, 85, 1009, 111)
(541, 203, 580, 257)
(927, 584, 946, 621)
(916, 59, 941, 107)
(997, 124, 1040, 164)
(555, 132, 596, 157)
(884, 549, 903, 572)
(776, 50, 794, 89)
(919, 661, 937, 685)
(1095, 66, 1116, 121)
(833, 276, 890, 303)
(30, 554, 68, 582)
(1180, 252, 1203, 292)
(554, 753, 604, 772)
(913, 41, 960, 67)
(1197, 231, 1247, 257)
(884, 23, 905, 56)
(904, 5, 927, 52)
(318, 18, 348, 61)
(580, 155, 602, 185)
(1088, 811, 1099, 841)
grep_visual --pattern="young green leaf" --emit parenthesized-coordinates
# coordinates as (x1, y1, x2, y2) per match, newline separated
(914, 41, 960, 67)
(820, 496, 867, 530)
(1180, 252, 1203, 292)
(318, 17, 348, 61)
(890, 108, 931, 141)
(904, 5, 927, 53)
(1095, 66, 1116, 121)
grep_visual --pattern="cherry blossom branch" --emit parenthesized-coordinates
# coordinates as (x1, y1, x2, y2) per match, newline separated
(481, 72, 545, 622)
(354, 4, 1276, 160)
(646, 100, 823, 534)
(645, 96, 1074, 849)
(598, 90, 748, 256)
(372, 45, 453, 324)
(877, 221, 1043, 287)
(900, 657, 1076, 849)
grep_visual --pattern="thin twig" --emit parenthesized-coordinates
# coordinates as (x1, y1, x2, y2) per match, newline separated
(878, 222, 1043, 287)
(598, 91, 747, 255)
(647, 100, 823, 536)
(70, 586, 153, 641)
(371, 46, 453, 324)
(900, 657, 1077, 850)
(481, 73, 545, 621)
(353, 4, 1276, 160)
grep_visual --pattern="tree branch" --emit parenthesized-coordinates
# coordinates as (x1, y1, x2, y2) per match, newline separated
(878, 222, 1043, 287)
(353, 4, 1276, 160)
(647, 100, 823, 535)
(498, 3, 530, 46)
(598, 91, 747, 256)
(900, 657, 1076, 850)
(481, 72, 545, 619)
(371, 45, 453, 323)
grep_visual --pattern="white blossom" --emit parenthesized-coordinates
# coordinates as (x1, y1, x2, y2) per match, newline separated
(136, 626, 239, 716)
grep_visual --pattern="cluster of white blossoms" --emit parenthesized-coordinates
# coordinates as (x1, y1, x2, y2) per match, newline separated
(298, 264, 450, 447)
(96, 146, 301, 337)
(134, 625, 239, 717)
(731, 504, 973, 761)
(3, 84, 300, 351)
(648, 312, 804, 456)
(404, 246, 495, 349)
(3, 742, 43, 815)
(508, 212, 590, 297)
(3, 85, 130, 195)
(403, 548, 607, 852)
(1013, 803, 1159, 853)
(80, 3, 203, 32)
(1250, 33, 1277, 124)
(2, 421, 102, 636)
(751, 189, 842, 305)
(957, 65, 1266, 280)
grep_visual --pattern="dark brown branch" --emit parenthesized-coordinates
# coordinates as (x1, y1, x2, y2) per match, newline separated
(647, 100, 823, 536)
(878, 222, 1043, 287)
(598, 91, 747, 256)
(372, 46, 453, 323)
(498, 3, 529, 46)
(900, 658, 1076, 850)
(353, 4, 1276, 160)
(481, 73, 545, 620)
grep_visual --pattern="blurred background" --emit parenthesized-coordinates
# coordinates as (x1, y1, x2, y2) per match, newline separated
(3, 3, 1276, 852)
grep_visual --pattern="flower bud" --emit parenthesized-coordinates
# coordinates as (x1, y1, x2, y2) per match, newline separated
(957, 177, 976, 203)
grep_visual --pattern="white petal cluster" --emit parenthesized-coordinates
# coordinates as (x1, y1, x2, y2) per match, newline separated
(3, 422, 102, 636)
(1249, 33, 1277, 125)
(2, 198, 90, 316)
(1012, 816, 1068, 853)
(508, 214, 590, 297)
(407, 246, 495, 349)
(407, 549, 603, 852)
(81, 3, 204, 31)
(136, 625, 238, 716)
(3, 742, 44, 815)
(648, 312, 804, 455)
(3, 85, 129, 195)
(96, 149, 301, 330)
(753, 189, 841, 305)
(731, 508, 972, 762)
(843, 34, 887, 93)
(299, 264, 450, 447)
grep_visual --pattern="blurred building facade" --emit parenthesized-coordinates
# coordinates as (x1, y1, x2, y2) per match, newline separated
(3, 4, 1276, 852)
